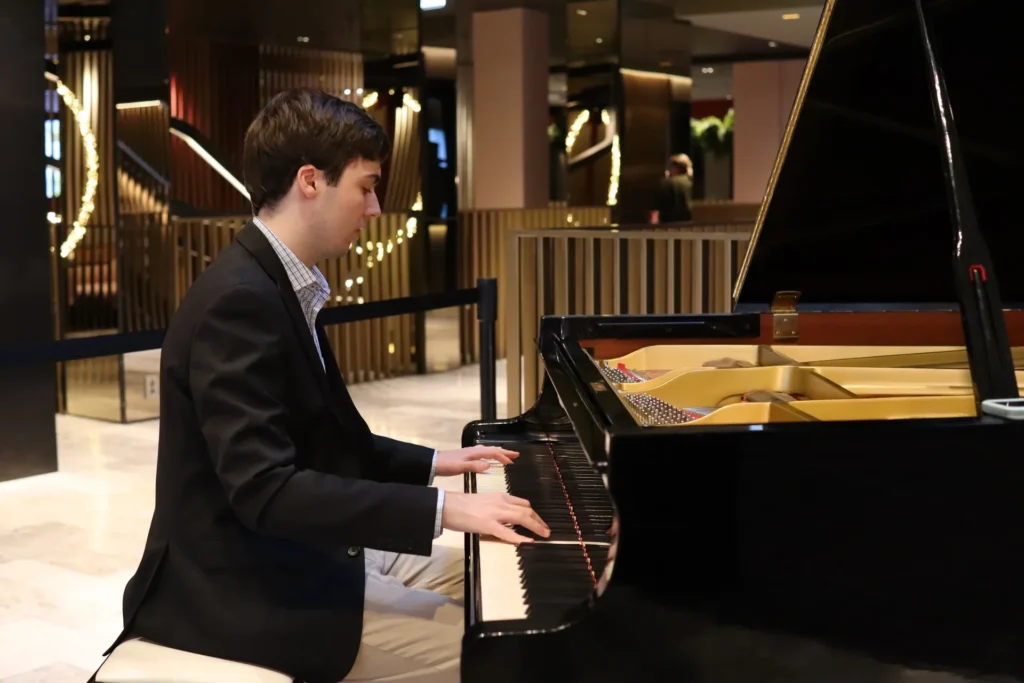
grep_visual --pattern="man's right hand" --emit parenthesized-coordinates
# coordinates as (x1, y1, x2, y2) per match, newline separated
(441, 491, 550, 545)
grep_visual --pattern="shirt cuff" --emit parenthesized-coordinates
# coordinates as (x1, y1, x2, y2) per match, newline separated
(433, 488, 445, 539)
(428, 449, 437, 486)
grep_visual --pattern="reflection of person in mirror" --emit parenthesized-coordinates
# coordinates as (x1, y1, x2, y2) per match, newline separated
(651, 154, 694, 224)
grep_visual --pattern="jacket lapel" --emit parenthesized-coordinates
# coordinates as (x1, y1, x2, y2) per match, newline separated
(234, 222, 337, 407)
(317, 324, 373, 436)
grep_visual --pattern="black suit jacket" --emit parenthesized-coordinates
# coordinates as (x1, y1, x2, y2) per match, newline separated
(107, 222, 440, 683)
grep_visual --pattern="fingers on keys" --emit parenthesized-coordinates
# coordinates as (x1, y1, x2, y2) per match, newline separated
(509, 502, 550, 538)
(489, 523, 534, 545)
(479, 446, 517, 465)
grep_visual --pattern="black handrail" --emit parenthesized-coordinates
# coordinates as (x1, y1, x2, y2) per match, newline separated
(0, 278, 500, 419)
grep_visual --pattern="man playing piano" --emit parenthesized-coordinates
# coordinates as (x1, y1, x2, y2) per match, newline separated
(106, 87, 550, 683)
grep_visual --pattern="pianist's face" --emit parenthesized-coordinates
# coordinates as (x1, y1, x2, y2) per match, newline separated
(312, 157, 383, 259)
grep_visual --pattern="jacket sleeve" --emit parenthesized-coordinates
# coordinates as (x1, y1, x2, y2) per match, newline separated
(189, 283, 438, 556)
(370, 434, 435, 486)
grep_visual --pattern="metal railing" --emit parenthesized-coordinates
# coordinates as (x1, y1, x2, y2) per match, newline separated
(2, 279, 500, 423)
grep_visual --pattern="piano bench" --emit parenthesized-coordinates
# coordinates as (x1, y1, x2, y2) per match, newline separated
(92, 638, 294, 683)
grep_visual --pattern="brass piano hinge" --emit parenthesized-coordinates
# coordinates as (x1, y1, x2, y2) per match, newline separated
(771, 290, 801, 342)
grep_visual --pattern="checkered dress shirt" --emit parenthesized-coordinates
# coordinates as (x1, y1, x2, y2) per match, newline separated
(252, 218, 444, 538)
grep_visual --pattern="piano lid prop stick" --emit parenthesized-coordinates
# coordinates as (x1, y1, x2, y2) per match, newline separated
(911, 0, 1019, 404)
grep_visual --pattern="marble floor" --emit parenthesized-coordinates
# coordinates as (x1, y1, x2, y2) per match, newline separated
(0, 361, 508, 682)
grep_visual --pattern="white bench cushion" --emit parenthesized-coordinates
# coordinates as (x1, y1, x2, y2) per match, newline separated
(95, 638, 293, 683)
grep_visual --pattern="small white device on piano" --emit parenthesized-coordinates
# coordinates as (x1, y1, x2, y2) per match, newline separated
(980, 398, 1024, 420)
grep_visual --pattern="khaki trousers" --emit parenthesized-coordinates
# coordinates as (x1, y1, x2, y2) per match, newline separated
(344, 544, 464, 682)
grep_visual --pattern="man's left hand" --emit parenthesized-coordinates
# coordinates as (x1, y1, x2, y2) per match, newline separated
(435, 446, 519, 477)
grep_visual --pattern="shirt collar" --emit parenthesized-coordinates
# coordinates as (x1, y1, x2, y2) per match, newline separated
(251, 217, 330, 298)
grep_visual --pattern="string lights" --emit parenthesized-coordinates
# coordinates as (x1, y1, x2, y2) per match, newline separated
(566, 108, 620, 207)
(45, 71, 99, 260)
(347, 91, 422, 289)
(602, 110, 620, 206)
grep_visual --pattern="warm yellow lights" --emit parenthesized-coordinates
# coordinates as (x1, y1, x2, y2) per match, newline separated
(782, 12, 800, 20)
(361, 91, 379, 109)
(402, 93, 421, 113)
(566, 110, 590, 153)
(607, 132, 621, 206)
(45, 72, 98, 260)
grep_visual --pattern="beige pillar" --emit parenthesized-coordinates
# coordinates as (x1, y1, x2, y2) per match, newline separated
(470, 7, 550, 209)
(731, 59, 805, 204)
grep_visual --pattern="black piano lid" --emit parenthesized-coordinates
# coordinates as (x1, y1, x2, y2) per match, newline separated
(733, 0, 1024, 311)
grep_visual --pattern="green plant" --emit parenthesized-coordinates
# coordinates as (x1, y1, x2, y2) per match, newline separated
(691, 108, 734, 156)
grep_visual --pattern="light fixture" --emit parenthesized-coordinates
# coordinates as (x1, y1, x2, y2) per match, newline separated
(768, 41, 778, 47)
(169, 127, 250, 200)
(420, 0, 445, 8)
(45, 71, 98, 260)
(595, 37, 603, 44)
(782, 12, 800, 20)
(296, 35, 310, 43)
(604, 111, 620, 207)
(115, 100, 162, 110)
(576, 8, 587, 15)
(701, 66, 714, 74)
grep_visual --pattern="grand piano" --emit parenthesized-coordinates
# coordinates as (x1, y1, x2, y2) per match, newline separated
(460, 0, 1024, 681)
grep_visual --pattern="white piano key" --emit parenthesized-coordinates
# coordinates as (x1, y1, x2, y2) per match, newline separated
(472, 458, 612, 623)
(479, 540, 529, 622)
(475, 462, 507, 494)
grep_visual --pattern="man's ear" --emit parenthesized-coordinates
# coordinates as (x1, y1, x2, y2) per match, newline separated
(296, 164, 318, 199)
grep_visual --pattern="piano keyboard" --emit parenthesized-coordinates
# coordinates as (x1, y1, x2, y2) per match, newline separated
(473, 441, 614, 625)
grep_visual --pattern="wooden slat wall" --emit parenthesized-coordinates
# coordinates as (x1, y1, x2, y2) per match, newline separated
(456, 64, 474, 210)
(169, 38, 259, 214)
(115, 213, 416, 385)
(502, 223, 755, 415)
(168, 40, 366, 216)
(382, 94, 421, 212)
(117, 102, 172, 181)
(58, 47, 118, 335)
(457, 206, 612, 364)
(258, 44, 363, 106)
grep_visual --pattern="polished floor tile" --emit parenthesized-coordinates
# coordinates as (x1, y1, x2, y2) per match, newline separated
(0, 361, 507, 681)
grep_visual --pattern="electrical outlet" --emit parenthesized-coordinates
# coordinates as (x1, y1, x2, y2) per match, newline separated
(144, 374, 159, 399)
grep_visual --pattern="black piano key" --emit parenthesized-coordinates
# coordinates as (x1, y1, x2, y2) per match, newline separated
(485, 439, 614, 543)
(515, 543, 611, 626)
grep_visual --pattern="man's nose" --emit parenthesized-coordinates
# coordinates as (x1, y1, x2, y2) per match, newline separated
(365, 193, 382, 218)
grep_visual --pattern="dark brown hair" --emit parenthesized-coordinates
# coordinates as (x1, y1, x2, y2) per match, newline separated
(242, 88, 390, 214)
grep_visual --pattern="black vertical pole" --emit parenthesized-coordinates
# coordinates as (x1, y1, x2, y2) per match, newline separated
(477, 277, 497, 421)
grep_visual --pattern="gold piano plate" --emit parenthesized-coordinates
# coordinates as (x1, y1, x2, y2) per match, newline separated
(594, 344, 977, 391)
(612, 362, 1024, 428)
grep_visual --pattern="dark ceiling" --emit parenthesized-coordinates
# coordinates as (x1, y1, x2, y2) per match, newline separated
(59, 0, 807, 65)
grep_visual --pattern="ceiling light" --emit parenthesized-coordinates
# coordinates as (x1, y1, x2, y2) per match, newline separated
(782, 12, 800, 20)
(701, 67, 714, 74)
(595, 37, 603, 43)
(421, 0, 445, 9)
(768, 41, 777, 47)
(576, 8, 587, 15)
